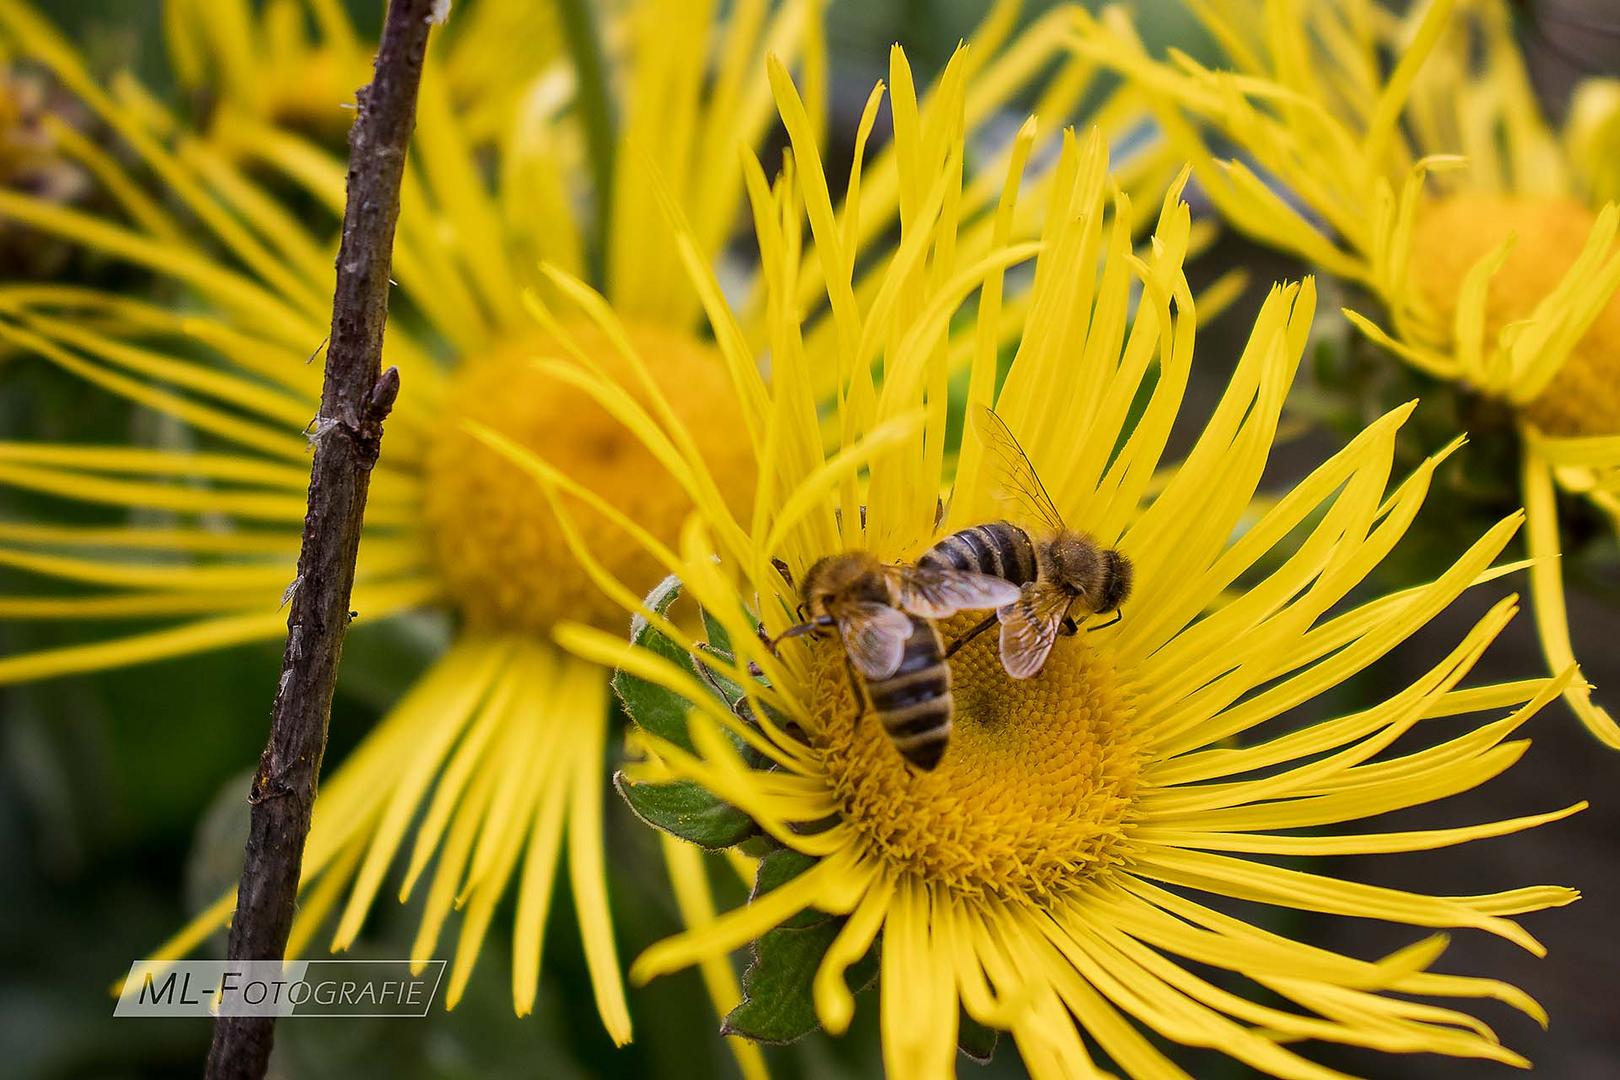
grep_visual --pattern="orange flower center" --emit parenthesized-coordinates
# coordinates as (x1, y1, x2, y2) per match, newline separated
(1410, 193, 1620, 436)
(421, 325, 754, 635)
(806, 613, 1143, 901)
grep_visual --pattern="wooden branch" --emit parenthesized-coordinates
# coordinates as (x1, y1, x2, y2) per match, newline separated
(204, 2, 438, 1076)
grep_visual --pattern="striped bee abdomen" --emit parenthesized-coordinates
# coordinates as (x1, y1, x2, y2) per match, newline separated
(918, 521, 1039, 588)
(865, 616, 953, 770)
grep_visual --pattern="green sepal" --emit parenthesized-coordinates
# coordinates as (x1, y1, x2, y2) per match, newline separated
(691, 644, 749, 711)
(613, 574, 703, 752)
(691, 608, 769, 721)
(752, 848, 828, 930)
(612, 577, 778, 853)
(613, 773, 758, 850)
(722, 920, 840, 1045)
(699, 603, 737, 660)
(616, 574, 779, 765)
(721, 846, 883, 1044)
(957, 1010, 999, 1064)
(722, 918, 879, 1045)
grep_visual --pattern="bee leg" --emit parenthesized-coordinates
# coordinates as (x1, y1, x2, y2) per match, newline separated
(696, 642, 761, 691)
(771, 557, 795, 590)
(753, 616, 836, 676)
(944, 612, 999, 659)
(694, 643, 760, 703)
(742, 624, 772, 676)
(1090, 609, 1123, 630)
(1059, 616, 1080, 637)
(775, 616, 835, 644)
(739, 611, 842, 676)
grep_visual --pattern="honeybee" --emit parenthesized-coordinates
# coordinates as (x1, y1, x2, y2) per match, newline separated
(924, 405, 1133, 679)
(863, 615, 955, 770)
(1510, 0, 1620, 76)
(767, 550, 1019, 769)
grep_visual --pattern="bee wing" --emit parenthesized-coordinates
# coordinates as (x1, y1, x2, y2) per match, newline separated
(971, 405, 1066, 534)
(891, 565, 1022, 618)
(835, 601, 915, 679)
(997, 585, 1070, 679)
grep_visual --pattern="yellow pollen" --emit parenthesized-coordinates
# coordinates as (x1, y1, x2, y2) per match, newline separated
(807, 613, 1144, 901)
(1410, 193, 1620, 436)
(420, 325, 754, 635)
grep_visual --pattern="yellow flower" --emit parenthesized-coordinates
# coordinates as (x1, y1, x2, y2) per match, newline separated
(0, 61, 77, 195)
(0, 43, 94, 277)
(518, 59, 1586, 1080)
(0, 0, 1149, 1059)
(162, 0, 558, 148)
(1568, 77, 1620, 206)
(1071, 0, 1620, 747)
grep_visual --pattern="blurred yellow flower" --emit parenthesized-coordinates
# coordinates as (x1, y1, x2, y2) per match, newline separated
(0, 0, 1155, 1061)
(0, 61, 78, 195)
(0, 0, 827, 1054)
(1073, 0, 1620, 746)
(527, 58, 1586, 1080)
(163, 0, 559, 147)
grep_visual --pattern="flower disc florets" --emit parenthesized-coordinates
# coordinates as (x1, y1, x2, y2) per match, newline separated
(807, 612, 1144, 901)
(422, 326, 753, 633)
(1411, 193, 1620, 436)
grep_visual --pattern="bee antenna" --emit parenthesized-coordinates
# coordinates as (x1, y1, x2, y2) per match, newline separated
(766, 616, 836, 652)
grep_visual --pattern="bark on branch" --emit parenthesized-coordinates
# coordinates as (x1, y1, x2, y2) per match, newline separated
(204, 2, 438, 1076)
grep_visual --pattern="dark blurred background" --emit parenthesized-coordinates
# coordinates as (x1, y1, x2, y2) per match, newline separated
(1, 1, 1616, 1077)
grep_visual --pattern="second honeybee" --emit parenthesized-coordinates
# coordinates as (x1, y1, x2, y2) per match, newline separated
(921, 406, 1133, 678)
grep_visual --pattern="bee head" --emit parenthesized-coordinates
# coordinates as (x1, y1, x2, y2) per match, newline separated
(1098, 549, 1134, 613)
(802, 551, 892, 616)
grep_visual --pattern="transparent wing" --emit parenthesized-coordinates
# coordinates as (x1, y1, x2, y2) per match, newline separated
(892, 565, 1022, 619)
(836, 601, 914, 679)
(997, 585, 1070, 679)
(972, 405, 1066, 533)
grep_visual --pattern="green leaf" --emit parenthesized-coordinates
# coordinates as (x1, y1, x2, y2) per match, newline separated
(727, 852, 888, 1044)
(615, 574, 779, 761)
(753, 846, 816, 891)
(613, 574, 707, 751)
(958, 1010, 999, 1064)
(613, 773, 757, 849)
(700, 603, 736, 658)
(723, 910, 879, 1045)
(692, 600, 770, 710)
(628, 572, 685, 642)
(691, 643, 748, 711)
(752, 848, 827, 930)
(722, 920, 841, 1044)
